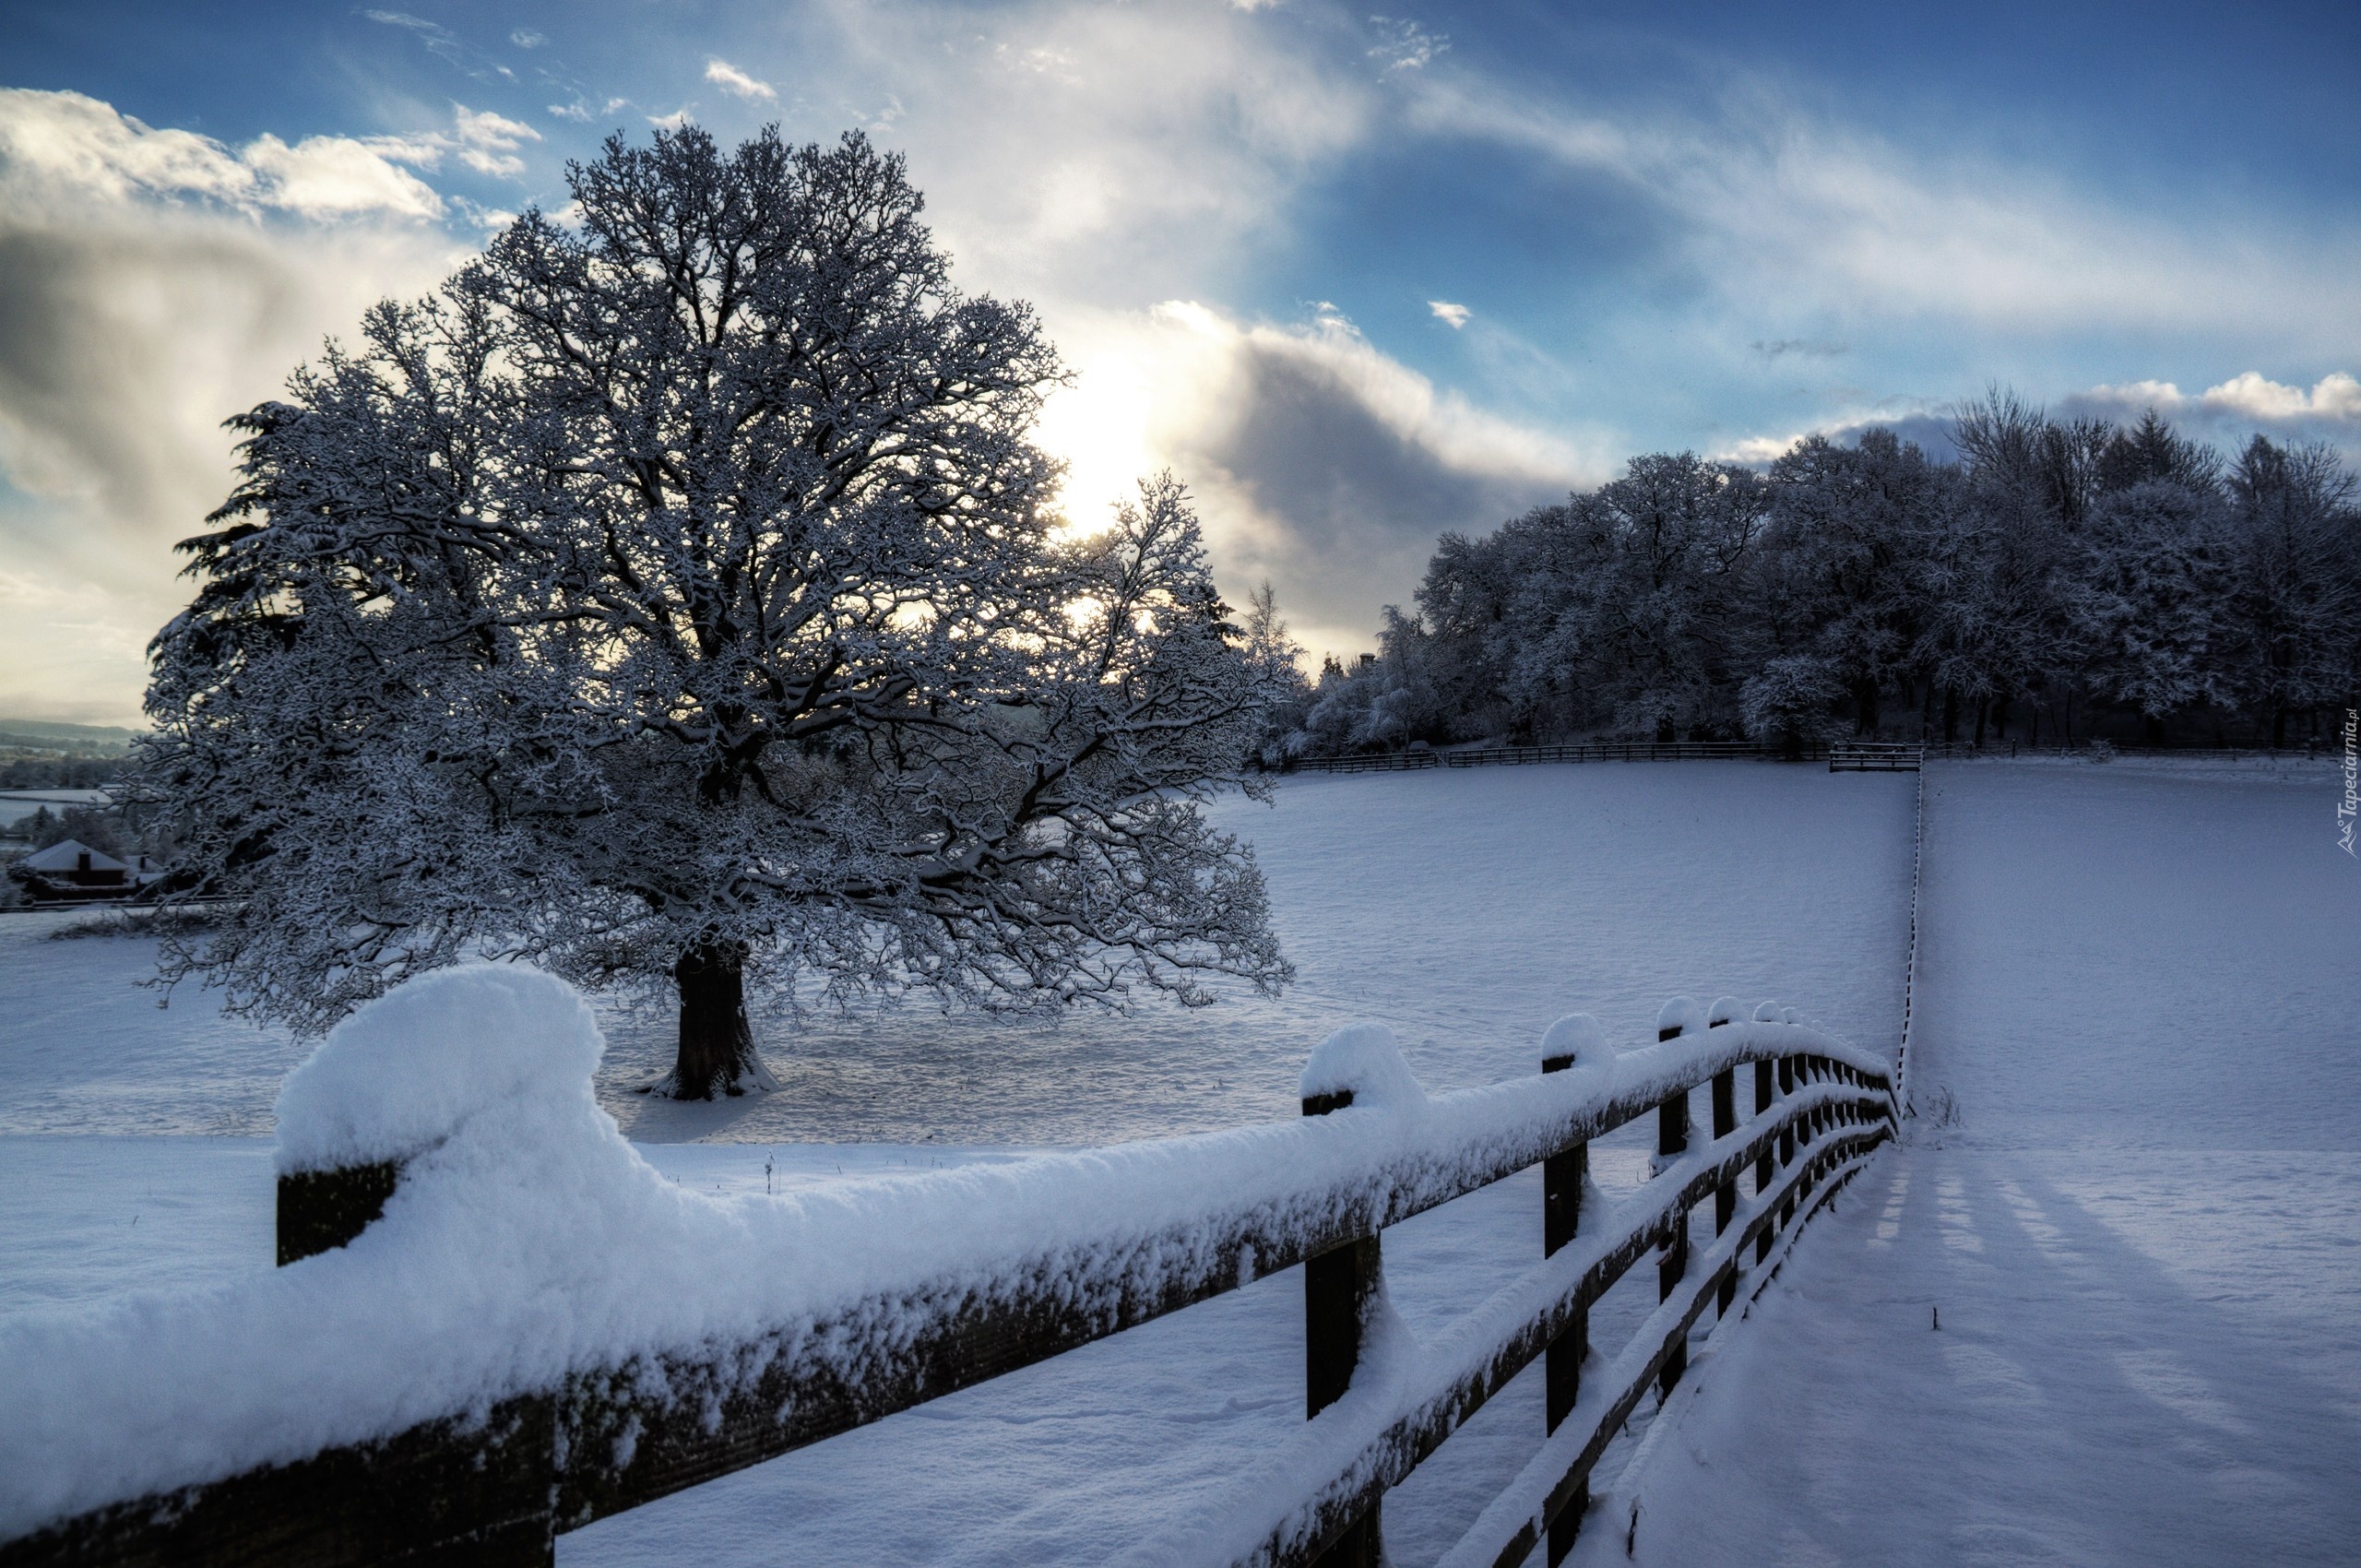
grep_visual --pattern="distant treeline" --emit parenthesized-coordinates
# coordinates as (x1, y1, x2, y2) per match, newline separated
(0, 757, 123, 790)
(1264, 395, 2360, 756)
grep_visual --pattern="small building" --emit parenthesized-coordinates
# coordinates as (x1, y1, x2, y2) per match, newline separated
(6, 839, 158, 903)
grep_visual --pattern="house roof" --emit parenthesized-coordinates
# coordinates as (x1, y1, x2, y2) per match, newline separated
(19, 839, 128, 873)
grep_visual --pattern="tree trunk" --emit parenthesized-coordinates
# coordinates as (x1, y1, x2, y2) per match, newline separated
(671, 941, 760, 1100)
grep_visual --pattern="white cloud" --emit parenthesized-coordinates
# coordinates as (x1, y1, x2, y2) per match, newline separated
(451, 105, 541, 178)
(705, 59, 778, 101)
(647, 109, 694, 131)
(511, 29, 545, 49)
(1428, 300, 1470, 329)
(813, 0, 1370, 309)
(0, 89, 548, 227)
(2059, 372, 2361, 460)
(0, 88, 447, 220)
(0, 89, 468, 719)
(2200, 371, 2361, 423)
(239, 133, 447, 220)
(2077, 372, 2361, 425)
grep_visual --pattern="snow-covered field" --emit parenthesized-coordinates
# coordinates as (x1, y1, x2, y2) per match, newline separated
(0, 763, 1914, 1146)
(0, 762, 1908, 1562)
(3, 757, 2352, 1563)
(1580, 757, 2361, 1566)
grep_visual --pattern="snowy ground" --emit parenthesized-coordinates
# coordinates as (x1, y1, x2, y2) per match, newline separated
(0, 763, 1913, 1145)
(8, 757, 2351, 1562)
(1579, 757, 2361, 1566)
(0, 762, 1908, 1563)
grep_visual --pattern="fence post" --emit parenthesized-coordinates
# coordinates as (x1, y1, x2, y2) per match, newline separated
(1777, 1056, 1797, 1228)
(1794, 1057, 1821, 1206)
(1711, 1065, 1737, 1314)
(278, 1162, 402, 1267)
(1302, 1087, 1382, 1568)
(1752, 1061, 1775, 1264)
(1654, 1004, 1694, 1399)
(1540, 1044, 1587, 1567)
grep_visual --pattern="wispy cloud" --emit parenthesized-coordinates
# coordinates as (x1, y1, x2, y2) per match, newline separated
(1429, 300, 1470, 329)
(362, 9, 518, 83)
(549, 96, 632, 125)
(704, 58, 777, 101)
(1368, 17, 1445, 74)
(1402, 71, 2361, 350)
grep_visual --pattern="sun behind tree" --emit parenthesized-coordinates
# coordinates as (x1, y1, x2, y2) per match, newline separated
(138, 125, 1291, 1099)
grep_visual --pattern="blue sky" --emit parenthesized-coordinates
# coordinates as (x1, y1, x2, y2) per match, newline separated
(2, 0, 2355, 720)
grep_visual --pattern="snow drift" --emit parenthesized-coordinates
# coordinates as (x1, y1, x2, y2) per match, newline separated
(0, 966, 1890, 1540)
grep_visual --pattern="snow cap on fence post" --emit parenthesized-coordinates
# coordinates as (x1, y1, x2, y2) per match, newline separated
(1656, 995, 1705, 1041)
(1539, 1014, 1615, 1074)
(1706, 996, 1746, 1028)
(275, 964, 606, 1176)
(1299, 1023, 1427, 1112)
(1752, 1001, 1783, 1023)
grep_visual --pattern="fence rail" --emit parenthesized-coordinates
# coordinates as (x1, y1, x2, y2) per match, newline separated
(1288, 742, 1829, 773)
(0, 987, 1894, 1568)
(1828, 743, 1923, 773)
(1280, 738, 2327, 776)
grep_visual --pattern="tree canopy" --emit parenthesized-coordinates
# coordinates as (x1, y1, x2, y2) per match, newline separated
(140, 127, 1290, 1097)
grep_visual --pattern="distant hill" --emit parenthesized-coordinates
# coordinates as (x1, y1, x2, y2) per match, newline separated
(0, 720, 142, 756)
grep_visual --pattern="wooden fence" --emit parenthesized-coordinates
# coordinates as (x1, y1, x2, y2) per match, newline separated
(1285, 738, 2328, 776)
(0, 1008, 1894, 1568)
(1288, 742, 1833, 773)
(1827, 743, 1923, 773)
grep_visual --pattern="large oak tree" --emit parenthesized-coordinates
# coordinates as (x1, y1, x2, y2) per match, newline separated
(140, 127, 1290, 1098)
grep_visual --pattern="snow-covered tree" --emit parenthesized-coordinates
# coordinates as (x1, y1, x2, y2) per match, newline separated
(1738, 655, 1843, 754)
(1758, 430, 1948, 735)
(2224, 436, 2361, 745)
(1239, 582, 1314, 765)
(2071, 480, 2235, 731)
(138, 127, 1290, 1098)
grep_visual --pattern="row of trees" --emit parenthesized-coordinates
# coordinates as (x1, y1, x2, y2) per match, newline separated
(0, 757, 123, 790)
(1269, 400, 2361, 755)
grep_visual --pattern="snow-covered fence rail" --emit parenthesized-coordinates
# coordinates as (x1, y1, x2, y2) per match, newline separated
(0, 971, 1894, 1568)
